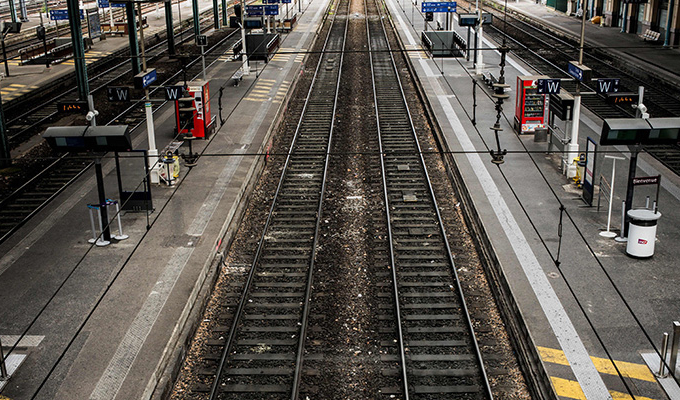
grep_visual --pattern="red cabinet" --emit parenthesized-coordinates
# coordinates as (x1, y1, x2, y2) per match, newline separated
(514, 75, 549, 134)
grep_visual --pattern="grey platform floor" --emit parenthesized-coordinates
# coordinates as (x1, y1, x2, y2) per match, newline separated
(0, 0, 328, 398)
(388, 0, 679, 398)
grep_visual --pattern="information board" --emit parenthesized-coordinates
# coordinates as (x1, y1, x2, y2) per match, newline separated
(421, 1, 456, 12)
(49, 9, 85, 20)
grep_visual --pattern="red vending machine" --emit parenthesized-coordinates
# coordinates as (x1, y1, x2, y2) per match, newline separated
(175, 80, 213, 138)
(514, 75, 549, 134)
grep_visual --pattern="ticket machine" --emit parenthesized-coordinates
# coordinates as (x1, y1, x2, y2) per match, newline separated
(175, 80, 213, 138)
(514, 75, 549, 134)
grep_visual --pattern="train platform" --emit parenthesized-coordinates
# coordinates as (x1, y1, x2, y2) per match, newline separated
(498, 0, 680, 85)
(388, 0, 679, 399)
(0, 0, 216, 106)
(0, 0, 324, 399)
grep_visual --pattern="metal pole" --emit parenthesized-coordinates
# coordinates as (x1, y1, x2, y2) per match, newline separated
(620, 3, 628, 33)
(67, 0, 89, 100)
(1, 37, 9, 78)
(623, 146, 639, 238)
(126, 3, 140, 75)
(201, 44, 206, 80)
(659, 332, 670, 377)
(138, 2, 159, 184)
(670, 321, 680, 378)
(213, 0, 219, 29)
(222, 0, 228, 26)
(191, 0, 200, 37)
(94, 158, 112, 243)
(0, 89, 9, 168)
(600, 156, 623, 238)
(8, 0, 18, 22)
(165, 0, 175, 55)
(240, 0, 249, 75)
(0, 336, 8, 379)
(664, 0, 674, 46)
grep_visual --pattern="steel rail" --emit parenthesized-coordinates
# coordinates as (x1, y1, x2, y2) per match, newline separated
(365, 3, 410, 398)
(371, 0, 494, 396)
(206, 2, 345, 398)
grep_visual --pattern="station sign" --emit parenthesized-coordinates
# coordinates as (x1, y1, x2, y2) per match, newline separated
(264, 4, 279, 15)
(595, 78, 620, 94)
(633, 175, 660, 186)
(97, 0, 127, 7)
(49, 9, 85, 20)
(246, 5, 263, 15)
(421, 1, 456, 13)
(262, 0, 279, 3)
(57, 100, 88, 114)
(196, 34, 207, 47)
(537, 78, 561, 94)
(567, 61, 592, 82)
(457, 12, 491, 25)
(164, 85, 184, 100)
(134, 68, 157, 89)
(107, 86, 130, 101)
(600, 117, 680, 145)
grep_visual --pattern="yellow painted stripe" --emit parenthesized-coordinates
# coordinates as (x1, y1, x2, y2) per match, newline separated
(538, 347, 656, 383)
(551, 377, 658, 400)
(9, 84, 24, 87)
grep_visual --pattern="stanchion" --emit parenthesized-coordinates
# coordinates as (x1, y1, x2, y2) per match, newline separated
(106, 199, 129, 240)
(658, 332, 670, 377)
(615, 200, 627, 242)
(87, 204, 110, 247)
(0, 336, 8, 380)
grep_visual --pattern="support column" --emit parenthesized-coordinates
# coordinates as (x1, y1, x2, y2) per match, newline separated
(67, 0, 89, 100)
(0, 91, 9, 168)
(222, 0, 228, 26)
(126, 3, 140, 75)
(8, 0, 17, 23)
(192, 0, 200, 36)
(213, 0, 219, 28)
(165, 0, 176, 55)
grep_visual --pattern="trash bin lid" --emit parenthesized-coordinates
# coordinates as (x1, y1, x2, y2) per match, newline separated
(627, 209, 661, 221)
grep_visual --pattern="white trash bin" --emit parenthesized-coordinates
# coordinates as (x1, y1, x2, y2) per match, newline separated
(626, 209, 661, 258)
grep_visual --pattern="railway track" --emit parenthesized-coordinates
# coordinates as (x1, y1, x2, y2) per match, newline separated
(0, 22, 241, 244)
(185, 0, 348, 398)
(368, 0, 492, 397)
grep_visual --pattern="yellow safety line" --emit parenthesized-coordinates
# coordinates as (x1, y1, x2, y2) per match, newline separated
(538, 346, 656, 383)
(551, 377, 658, 400)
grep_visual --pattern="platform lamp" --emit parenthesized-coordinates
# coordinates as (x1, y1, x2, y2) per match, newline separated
(566, 0, 589, 178)
(489, 0, 510, 164)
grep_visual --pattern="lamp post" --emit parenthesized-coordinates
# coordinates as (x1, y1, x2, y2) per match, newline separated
(137, 2, 159, 184)
(566, 0, 587, 178)
(240, 0, 250, 75)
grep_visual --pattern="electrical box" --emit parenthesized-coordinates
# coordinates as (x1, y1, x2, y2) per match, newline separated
(514, 75, 549, 134)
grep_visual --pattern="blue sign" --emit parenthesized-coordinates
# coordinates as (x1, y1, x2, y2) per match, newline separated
(264, 4, 279, 14)
(263, 0, 279, 3)
(134, 68, 157, 89)
(98, 0, 126, 8)
(567, 61, 591, 82)
(142, 69, 156, 88)
(421, 1, 456, 12)
(282, 0, 292, 3)
(246, 5, 263, 15)
(49, 9, 84, 20)
(537, 79, 561, 94)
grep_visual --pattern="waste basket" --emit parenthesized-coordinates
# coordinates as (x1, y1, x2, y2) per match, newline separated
(534, 127, 548, 142)
(626, 209, 661, 258)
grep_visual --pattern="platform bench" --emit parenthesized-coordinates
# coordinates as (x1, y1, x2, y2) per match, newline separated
(640, 29, 661, 42)
(231, 70, 243, 86)
(482, 72, 498, 88)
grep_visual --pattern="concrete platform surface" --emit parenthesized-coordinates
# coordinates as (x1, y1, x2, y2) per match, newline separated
(387, 0, 679, 398)
(0, 0, 325, 398)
